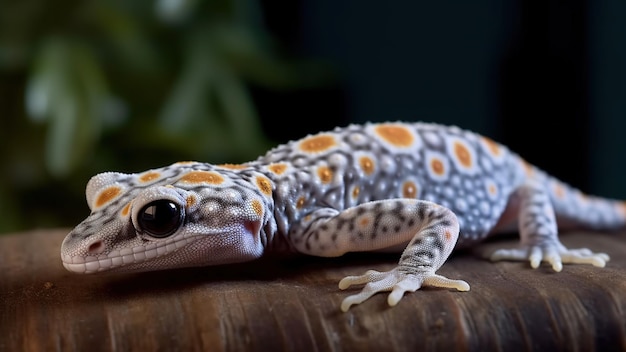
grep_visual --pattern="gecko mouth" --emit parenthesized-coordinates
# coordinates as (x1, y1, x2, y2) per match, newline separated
(61, 236, 198, 274)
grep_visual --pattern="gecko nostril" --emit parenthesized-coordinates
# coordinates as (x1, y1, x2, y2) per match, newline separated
(87, 240, 106, 255)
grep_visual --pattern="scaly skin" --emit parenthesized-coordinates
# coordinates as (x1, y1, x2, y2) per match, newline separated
(61, 122, 622, 311)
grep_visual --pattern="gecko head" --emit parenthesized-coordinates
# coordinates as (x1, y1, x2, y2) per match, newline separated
(61, 163, 274, 274)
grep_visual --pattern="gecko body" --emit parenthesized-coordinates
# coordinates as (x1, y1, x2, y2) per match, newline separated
(62, 122, 623, 311)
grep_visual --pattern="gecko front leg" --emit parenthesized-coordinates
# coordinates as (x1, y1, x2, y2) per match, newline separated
(288, 199, 470, 311)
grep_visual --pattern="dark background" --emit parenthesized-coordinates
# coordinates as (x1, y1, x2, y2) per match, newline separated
(256, 0, 626, 197)
(1, 0, 625, 233)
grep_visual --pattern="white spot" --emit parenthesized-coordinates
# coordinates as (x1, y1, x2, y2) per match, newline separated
(293, 158, 307, 167)
(205, 201, 220, 213)
(479, 201, 490, 215)
(455, 199, 468, 212)
(348, 133, 368, 146)
(380, 155, 397, 174)
(324, 192, 337, 205)
(481, 156, 493, 172)
(377, 181, 388, 195)
(421, 131, 442, 147)
(329, 153, 348, 168)
(449, 175, 461, 187)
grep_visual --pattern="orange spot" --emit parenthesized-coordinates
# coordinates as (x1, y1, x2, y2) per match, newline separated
(359, 156, 375, 175)
(553, 184, 565, 199)
(352, 186, 360, 199)
(174, 161, 198, 166)
(618, 202, 626, 218)
(139, 172, 161, 183)
(217, 163, 247, 170)
(430, 159, 445, 176)
(299, 134, 336, 153)
(482, 137, 501, 156)
(268, 163, 288, 175)
(521, 160, 534, 177)
(488, 183, 498, 196)
(121, 202, 131, 217)
(358, 217, 371, 228)
(304, 214, 312, 222)
(180, 171, 224, 184)
(317, 166, 333, 184)
(453, 141, 472, 168)
(444, 231, 452, 242)
(256, 176, 273, 196)
(186, 195, 197, 207)
(374, 124, 414, 147)
(96, 186, 121, 208)
(296, 196, 306, 209)
(402, 181, 418, 198)
(251, 199, 264, 217)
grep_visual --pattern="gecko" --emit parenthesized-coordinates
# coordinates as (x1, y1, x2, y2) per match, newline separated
(61, 122, 622, 311)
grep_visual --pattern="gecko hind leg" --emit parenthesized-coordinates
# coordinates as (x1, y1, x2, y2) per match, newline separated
(490, 181, 610, 271)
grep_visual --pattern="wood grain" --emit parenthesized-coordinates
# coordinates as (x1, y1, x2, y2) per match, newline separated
(1, 229, 626, 351)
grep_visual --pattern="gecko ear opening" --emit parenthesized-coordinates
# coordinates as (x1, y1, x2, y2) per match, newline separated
(243, 220, 262, 237)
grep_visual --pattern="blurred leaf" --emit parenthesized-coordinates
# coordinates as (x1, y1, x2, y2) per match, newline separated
(159, 30, 214, 133)
(209, 23, 335, 89)
(156, 0, 200, 24)
(93, 1, 163, 73)
(26, 37, 122, 177)
(213, 64, 268, 153)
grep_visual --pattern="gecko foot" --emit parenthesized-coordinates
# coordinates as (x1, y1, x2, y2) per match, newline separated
(338, 267, 470, 312)
(490, 243, 610, 272)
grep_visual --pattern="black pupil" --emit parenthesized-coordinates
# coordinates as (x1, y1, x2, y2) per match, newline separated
(139, 200, 182, 238)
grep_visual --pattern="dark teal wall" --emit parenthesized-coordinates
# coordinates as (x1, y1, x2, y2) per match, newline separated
(260, 0, 626, 199)
(589, 0, 626, 199)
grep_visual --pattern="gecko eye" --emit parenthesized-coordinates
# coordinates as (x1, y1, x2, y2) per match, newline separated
(138, 200, 183, 238)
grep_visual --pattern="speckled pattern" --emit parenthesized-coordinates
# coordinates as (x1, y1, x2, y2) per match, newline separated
(61, 122, 624, 310)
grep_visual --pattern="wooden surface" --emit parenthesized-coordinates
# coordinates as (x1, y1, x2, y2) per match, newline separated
(2, 229, 626, 351)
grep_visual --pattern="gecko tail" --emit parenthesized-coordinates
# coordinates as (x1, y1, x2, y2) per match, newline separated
(548, 177, 626, 231)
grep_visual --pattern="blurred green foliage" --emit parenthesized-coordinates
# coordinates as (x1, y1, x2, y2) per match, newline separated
(0, 0, 332, 233)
